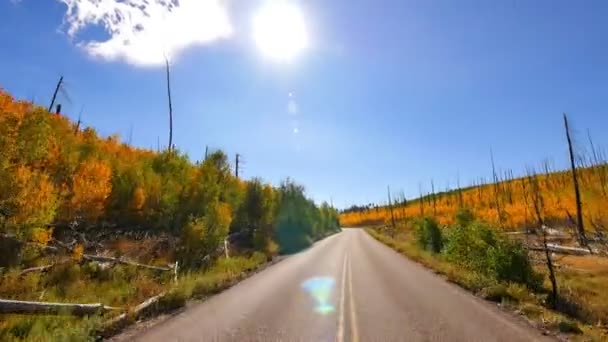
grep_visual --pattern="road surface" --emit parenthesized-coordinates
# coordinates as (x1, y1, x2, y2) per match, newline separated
(123, 229, 552, 341)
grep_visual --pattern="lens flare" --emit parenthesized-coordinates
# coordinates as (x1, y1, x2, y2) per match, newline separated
(301, 277, 335, 314)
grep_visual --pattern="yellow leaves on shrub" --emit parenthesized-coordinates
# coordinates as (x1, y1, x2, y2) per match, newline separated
(0, 165, 58, 231)
(72, 244, 84, 261)
(70, 159, 112, 222)
(215, 202, 233, 229)
(31, 227, 53, 246)
(131, 187, 146, 211)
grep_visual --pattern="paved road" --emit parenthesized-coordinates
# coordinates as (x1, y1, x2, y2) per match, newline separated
(125, 229, 552, 341)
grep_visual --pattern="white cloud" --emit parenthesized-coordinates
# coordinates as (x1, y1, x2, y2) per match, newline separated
(58, 0, 233, 66)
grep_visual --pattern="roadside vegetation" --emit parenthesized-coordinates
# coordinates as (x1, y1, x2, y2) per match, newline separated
(367, 213, 607, 340)
(0, 89, 341, 340)
(344, 114, 608, 340)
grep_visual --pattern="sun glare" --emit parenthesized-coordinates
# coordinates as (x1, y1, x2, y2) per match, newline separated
(253, 1, 309, 62)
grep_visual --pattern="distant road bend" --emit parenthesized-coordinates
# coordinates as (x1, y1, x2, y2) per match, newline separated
(120, 229, 552, 342)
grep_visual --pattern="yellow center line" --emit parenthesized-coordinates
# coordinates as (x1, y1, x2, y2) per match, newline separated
(348, 256, 359, 342)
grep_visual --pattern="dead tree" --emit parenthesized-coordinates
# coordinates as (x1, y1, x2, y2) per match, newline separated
(235, 153, 241, 178)
(74, 107, 83, 135)
(542, 226, 558, 309)
(457, 172, 464, 208)
(520, 176, 530, 238)
(563, 113, 588, 247)
(588, 129, 607, 197)
(165, 57, 174, 151)
(418, 183, 424, 217)
(387, 186, 397, 236)
(490, 148, 503, 226)
(528, 169, 558, 308)
(399, 191, 407, 222)
(0, 299, 119, 316)
(48, 76, 63, 113)
(430, 179, 437, 216)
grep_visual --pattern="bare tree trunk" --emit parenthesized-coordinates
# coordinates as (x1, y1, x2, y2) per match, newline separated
(457, 172, 464, 208)
(588, 129, 607, 198)
(387, 186, 397, 237)
(527, 169, 558, 307)
(0, 299, 118, 316)
(74, 107, 83, 135)
(101, 292, 166, 336)
(490, 148, 503, 226)
(564, 113, 588, 247)
(418, 183, 424, 217)
(235, 153, 240, 178)
(81, 254, 173, 272)
(400, 191, 407, 222)
(430, 179, 437, 216)
(48, 76, 63, 113)
(542, 227, 558, 309)
(165, 58, 173, 152)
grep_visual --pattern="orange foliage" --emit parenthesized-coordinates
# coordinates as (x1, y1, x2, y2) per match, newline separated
(30, 227, 53, 246)
(341, 169, 608, 232)
(72, 244, 84, 261)
(67, 160, 113, 222)
(131, 187, 146, 211)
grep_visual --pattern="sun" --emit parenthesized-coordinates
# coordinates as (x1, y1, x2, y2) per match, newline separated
(253, 1, 309, 62)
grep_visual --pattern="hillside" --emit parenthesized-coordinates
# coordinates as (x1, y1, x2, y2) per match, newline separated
(0, 89, 340, 340)
(341, 163, 608, 238)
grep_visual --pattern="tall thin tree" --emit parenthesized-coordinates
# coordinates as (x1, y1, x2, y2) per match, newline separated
(165, 57, 173, 151)
(564, 113, 588, 247)
(48, 76, 63, 113)
(430, 179, 437, 216)
(387, 186, 397, 236)
(490, 148, 503, 226)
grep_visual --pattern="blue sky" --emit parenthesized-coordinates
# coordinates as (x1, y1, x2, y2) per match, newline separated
(1, 0, 607, 208)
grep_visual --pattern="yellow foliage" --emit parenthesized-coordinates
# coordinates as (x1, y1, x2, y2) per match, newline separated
(68, 159, 113, 222)
(341, 168, 608, 231)
(215, 202, 233, 229)
(72, 244, 84, 261)
(131, 187, 146, 211)
(0, 165, 58, 232)
(30, 227, 53, 245)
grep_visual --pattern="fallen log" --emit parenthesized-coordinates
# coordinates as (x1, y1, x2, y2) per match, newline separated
(529, 243, 593, 255)
(19, 264, 55, 276)
(29, 242, 174, 272)
(82, 254, 173, 272)
(19, 259, 72, 276)
(101, 292, 166, 336)
(0, 299, 120, 316)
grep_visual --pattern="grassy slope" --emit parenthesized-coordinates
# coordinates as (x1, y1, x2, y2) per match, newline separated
(366, 228, 607, 341)
(0, 253, 267, 341)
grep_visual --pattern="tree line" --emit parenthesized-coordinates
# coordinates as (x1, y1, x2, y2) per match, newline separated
(0, 89, 340, 268)
(342, 115, 608, 245)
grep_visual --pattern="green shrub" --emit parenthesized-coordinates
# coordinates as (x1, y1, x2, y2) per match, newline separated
(487, 239, 541, 288)
(8, 319, 34, 339)
(481, 284, 511, 303)
(414, 217, 443, 253)
(443, 220, 540, 287)
(157, 289, 187, 312)
(556, 320, 583, 334)
(455, 208, 475, 227)
(443, 222, 490, 269)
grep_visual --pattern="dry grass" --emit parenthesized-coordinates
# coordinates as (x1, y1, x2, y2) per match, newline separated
(0, 250, 267, 341)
